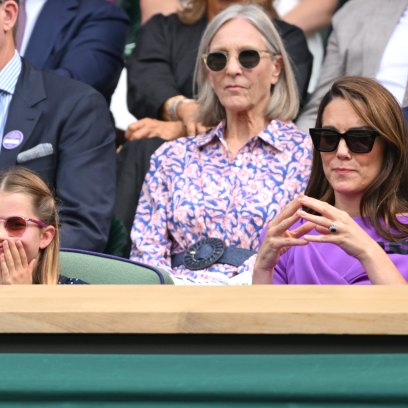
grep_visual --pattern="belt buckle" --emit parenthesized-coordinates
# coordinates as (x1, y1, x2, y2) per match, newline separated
(184, 238, 225, 270)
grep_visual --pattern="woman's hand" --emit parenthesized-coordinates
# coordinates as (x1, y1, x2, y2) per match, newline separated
(252, 197, 313, 284)
(0, 240, 36, 284)
(297, 195, 407, 285)
(176, 102, 207, 136)
(297, 195, 380, 260)
(125, 118, 186, 141)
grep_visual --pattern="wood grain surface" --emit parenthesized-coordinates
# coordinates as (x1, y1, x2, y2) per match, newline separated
(0, 285, 407, 334)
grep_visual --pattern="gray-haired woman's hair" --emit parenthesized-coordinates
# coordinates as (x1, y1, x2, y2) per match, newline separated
(193, 4, 299, 127)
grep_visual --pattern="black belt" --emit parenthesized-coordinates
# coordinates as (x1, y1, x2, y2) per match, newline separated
(171, 238, 256, 270)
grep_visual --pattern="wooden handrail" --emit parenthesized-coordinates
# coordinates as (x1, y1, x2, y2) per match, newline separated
(1, 285, 408, 334)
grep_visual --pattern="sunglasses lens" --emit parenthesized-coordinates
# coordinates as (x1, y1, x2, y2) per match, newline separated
(5, 217, 27, 236)
(310, 129, 377, 153)
(346, 131, 375, 153)
(206, 52, 227, 71)
(239, 50, 261, 69)
(311, 130, 339, 152)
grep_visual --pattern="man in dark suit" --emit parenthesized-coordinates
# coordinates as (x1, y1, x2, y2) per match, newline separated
(0, 0, 116, 252)
(19, 0, 129, 103)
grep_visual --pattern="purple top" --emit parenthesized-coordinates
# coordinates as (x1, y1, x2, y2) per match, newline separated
(260, 216, 408, 285)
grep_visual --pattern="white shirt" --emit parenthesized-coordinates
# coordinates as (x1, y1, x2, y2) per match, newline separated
(273, 0, 324, 93)
(19, 0, 48, 56)
(376, 6, 408, 105)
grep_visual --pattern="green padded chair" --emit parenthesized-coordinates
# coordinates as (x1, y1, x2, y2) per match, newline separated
(60, 249, 173, 284)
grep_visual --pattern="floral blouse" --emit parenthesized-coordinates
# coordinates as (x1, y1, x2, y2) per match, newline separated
(130, 120, 312, 284)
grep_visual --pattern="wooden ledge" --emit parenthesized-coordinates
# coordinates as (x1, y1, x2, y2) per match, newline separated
(0, 285, 408, 334)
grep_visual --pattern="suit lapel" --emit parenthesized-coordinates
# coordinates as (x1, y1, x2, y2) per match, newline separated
(1, 60, 46, 168)
(363, 0, 408, 77)
(24, 0, 78, 69)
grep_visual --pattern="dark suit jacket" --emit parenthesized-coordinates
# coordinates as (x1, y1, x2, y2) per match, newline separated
(0, 59, 116, 252)
(24, 0, 129, 103)
(127, 13, 312, 119)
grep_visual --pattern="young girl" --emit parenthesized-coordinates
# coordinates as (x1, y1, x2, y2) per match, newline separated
(0, 167, 84, 284)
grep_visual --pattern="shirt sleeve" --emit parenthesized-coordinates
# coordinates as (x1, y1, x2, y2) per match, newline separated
(129, 144, 174, 274)
(290, 130, 313, 194)
(42, 3, 129, 102)
(295, 7, 348, 132)
(127, 14, 181, 119)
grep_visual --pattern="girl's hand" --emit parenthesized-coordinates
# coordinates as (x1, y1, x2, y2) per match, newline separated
(0, 240, 36, 285)
(253, 197, 314, 284)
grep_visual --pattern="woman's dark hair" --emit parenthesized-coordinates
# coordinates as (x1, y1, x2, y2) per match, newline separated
(305, 76, 408, 241)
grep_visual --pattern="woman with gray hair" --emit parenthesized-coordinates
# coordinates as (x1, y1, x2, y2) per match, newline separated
(130, 4, 312, 284)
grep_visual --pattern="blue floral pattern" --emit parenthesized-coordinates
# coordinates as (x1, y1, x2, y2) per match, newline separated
(130, 120, 312, 284)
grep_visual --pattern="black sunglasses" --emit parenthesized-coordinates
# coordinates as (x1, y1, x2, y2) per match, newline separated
(309, 128, 378, 153)
(0, 216, 46, 237)
(202, 49, 273, 72)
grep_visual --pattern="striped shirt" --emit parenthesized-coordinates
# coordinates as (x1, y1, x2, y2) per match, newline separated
(0, 52, 22, 153)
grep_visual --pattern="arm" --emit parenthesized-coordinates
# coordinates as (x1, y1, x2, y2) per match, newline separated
(140, 0, 180, 23)
(297, 196, 407, 285)
(125, 102, 207, 141)
(279, 0, 338, 35)
(295, 16, 345, 132)
(127, 14, 196, 119)
(126, 14, 206, 139)
(276, 20, 313, 108)
(58, 91, 116, 252)
(129, 146, 174, 273)
(49, 5, 129, 102)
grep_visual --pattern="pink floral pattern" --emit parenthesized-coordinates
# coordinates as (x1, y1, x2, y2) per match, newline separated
(130, 120, 312, 284)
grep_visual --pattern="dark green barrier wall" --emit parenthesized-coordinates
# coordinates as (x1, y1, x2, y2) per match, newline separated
(1, 354, 408, 407)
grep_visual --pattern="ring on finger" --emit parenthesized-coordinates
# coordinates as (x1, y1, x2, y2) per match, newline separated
(328, 222, 337, 233)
